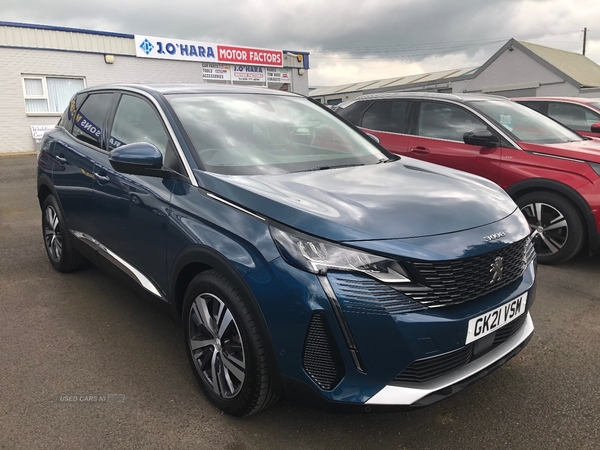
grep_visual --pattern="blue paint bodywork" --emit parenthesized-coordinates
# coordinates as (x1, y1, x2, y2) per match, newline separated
(37, 84, 536, 408)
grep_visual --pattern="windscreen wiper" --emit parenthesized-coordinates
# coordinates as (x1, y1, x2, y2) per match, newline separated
(309, 163, 365, 171)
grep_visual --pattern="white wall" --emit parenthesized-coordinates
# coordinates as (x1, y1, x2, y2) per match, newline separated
(464, 46, 567, 93)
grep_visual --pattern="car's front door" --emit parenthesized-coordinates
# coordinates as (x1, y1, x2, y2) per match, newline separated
(407, 101, 503, 183)
(92, 93, 184, 294)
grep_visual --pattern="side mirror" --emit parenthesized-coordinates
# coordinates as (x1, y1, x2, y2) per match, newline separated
(365, 133, 380, 144)
(109, 142, 166, 177)
(591, 122, 600, 133)
(463, 129, 499, 148)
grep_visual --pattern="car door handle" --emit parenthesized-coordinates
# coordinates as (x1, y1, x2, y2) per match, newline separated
(94, 172, 110, 184)
(55, 155, 67, 164)
(410, 146, 430, 155)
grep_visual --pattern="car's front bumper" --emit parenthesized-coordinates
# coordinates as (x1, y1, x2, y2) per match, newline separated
(366, 312, 533, 406)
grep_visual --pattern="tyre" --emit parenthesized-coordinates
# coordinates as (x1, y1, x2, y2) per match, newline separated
(41, 194, 88, 272)
(516, 191, 585, 265)
(182, 270, 281, 416)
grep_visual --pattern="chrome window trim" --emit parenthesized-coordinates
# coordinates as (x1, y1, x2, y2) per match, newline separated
(360, 127, 412, 139)
(205, 192, 266, 222)
(71, 230, 164, 298)
(365, 313, 534, 405)
(107, 86, 199, 187)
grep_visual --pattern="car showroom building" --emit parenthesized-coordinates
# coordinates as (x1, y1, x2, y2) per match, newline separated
(0, 21, 310, 153)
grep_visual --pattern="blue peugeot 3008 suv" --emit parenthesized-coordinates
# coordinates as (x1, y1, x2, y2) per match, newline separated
(37, 84, 536, 416)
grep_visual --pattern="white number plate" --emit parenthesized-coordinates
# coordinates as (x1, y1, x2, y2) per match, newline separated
(465, 293, 528, 345)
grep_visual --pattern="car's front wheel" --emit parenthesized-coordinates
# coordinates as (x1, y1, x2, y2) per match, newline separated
(516, 191, 584, 265)
(182, 270, 280, 416)
(41, 194, 88, 272)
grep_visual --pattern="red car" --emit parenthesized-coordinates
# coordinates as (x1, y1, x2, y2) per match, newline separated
(336, 92, 600, 264)
(513, 97, 600, 138)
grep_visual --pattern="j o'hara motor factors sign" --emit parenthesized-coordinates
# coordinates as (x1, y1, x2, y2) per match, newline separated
(135, 35, 283, 67)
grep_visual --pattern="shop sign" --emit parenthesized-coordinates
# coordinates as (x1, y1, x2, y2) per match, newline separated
(267, 68, 292, 83)
(135, 35, 283, 67)
(202, 63, 231, 81)
(231, 65, 265, 83)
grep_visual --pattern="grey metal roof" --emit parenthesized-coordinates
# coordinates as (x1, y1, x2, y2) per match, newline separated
(309, 67, 478, 97)
(519, 41, 600, 88)
(0, 22, 136, 55)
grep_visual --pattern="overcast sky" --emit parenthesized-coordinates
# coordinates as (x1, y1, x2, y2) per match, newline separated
(2, 0, 599, 86)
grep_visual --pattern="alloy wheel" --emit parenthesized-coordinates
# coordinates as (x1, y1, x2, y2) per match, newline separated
(188, 293, 246, 399)
(520, 202, 568, 257)
(44, 205, 63, 263)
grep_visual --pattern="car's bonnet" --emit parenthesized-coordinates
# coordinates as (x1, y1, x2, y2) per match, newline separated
(195, 157, 517, 242)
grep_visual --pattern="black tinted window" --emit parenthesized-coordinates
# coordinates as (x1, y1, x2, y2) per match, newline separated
(336, 101, 373, 125)
(418, 102, 486, 141)
(72, 93, 113, 148)
(362, 101, 409, 133)
(518, 101, 544, 113)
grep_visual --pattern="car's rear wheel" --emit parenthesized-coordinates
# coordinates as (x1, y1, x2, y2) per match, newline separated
(41, 194, 88, 272)
(182, 270, 280, 416)
(516, 191, 584, 265)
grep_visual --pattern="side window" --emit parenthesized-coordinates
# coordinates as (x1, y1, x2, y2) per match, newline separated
(362, 101, 409, 133)
(548, 102, 600, 130)
(417, 102, 487, 141)
(72, 93, 113, 148)
(109, 94, 182, 173)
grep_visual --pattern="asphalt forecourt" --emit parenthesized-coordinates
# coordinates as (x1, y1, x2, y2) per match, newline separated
(1, 154, 599, 449)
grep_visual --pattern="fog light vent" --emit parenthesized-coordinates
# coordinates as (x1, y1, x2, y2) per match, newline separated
(302, 313, 345, 390)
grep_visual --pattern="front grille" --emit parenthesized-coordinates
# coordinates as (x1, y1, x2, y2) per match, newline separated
(407, 238, 532, 308)
(493, 312, 527, 346)
(327, 274, 425, 314)
(395, 345, 473, 383)
(302, 313, 345, 390)
(394, 312, 529, 383)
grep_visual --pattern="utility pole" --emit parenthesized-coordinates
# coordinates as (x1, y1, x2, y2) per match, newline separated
(583, 27, 587, 56)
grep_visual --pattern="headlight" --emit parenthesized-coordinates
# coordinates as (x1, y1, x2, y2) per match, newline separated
(270, 225, 411, 283)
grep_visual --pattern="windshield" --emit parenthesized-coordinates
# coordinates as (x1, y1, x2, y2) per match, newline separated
(590, 101, 600, 112)
(469, 99, 584, 144)
(168, 93, 391, 175)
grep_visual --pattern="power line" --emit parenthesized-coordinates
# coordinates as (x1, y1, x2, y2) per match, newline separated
(310, 30, 581, 55)
(311, 41, 503, 60)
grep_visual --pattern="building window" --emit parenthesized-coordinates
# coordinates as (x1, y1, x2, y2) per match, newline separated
(22, 76, 86, 114)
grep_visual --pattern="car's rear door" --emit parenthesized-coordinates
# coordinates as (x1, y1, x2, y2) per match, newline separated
(358, 100, 412, 153)
(50, 92, 114, 238)
(92, 92, 185, 294)
(407, 100, 503, 183)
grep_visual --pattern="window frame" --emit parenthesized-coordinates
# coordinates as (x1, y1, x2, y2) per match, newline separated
(22, 75, 87, 116)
